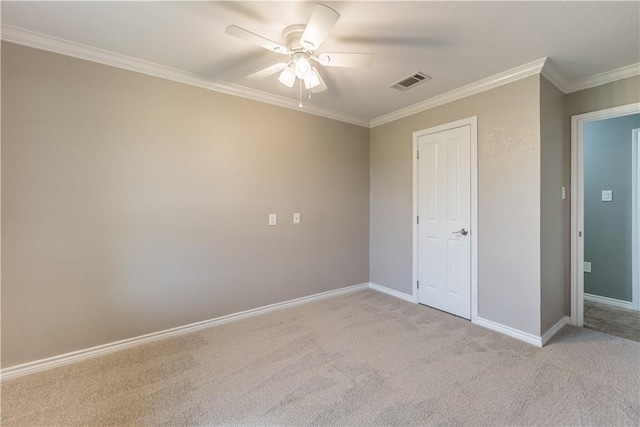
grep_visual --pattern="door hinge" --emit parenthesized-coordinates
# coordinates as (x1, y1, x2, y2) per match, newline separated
(579, 231, 582, 237)
(417, 215, 419, 224)
(417, 280, 420, 289)
(416, 151, 419, 160)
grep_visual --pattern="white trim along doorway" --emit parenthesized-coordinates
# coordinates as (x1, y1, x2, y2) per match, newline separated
(412, 116, 478, 322)
(633, 128, 640, 311)
(570, 102, 640, 326)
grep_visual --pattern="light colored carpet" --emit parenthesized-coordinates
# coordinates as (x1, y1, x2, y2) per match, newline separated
(2, 289, 639, 426)
(584, 300, 640, 343)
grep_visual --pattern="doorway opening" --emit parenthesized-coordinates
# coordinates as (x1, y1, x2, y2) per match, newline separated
(571, 103, 640, 342)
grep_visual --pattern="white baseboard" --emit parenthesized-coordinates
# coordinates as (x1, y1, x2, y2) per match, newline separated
(584, 293, 634, 310)
(368, 284, 566, 348)
(368, 282, 416, 303)
(541, 316, 571, 346)
(1, 283, 369, 381)
(475, 317, 542, 347)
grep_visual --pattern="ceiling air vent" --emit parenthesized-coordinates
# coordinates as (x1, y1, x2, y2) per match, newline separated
(390, 71, 431, 91)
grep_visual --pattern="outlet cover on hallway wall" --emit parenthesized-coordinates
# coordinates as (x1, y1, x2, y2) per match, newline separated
(584, 261, 592, 273)
(601, 190, 613, 202)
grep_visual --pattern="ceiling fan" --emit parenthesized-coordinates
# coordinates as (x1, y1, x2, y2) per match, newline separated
(225, 3, 374, 94)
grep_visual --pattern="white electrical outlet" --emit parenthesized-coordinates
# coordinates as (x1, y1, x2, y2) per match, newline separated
(601, 190, 612, 202)
(269, 213, 277, 226)
(561, 186, 566, 200)
(584, 261, 592, 273)
(293, 213, 301, 224)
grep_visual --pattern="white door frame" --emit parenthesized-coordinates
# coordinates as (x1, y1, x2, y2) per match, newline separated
(570, 103, 640, 326)
(633, 128, 640, 311)
(412, 116, 478, 322)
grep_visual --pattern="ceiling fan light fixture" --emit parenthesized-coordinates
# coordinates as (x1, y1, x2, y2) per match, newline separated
(278, 66, 296, 87)
(228, 3, 373, 94)
(293, 53, 312, 79)
(304, 69, 321, 89)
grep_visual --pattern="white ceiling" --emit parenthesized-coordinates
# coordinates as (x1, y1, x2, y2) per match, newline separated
(2, 1, 639, 123)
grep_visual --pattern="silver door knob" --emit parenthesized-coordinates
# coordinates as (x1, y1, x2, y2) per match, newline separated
(452, 228, 469, 236)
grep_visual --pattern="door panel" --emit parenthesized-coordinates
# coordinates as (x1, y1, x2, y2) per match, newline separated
(418, 125, 471, 319)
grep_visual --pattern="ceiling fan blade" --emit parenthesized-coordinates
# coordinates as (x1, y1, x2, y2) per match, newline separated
(317, 52, 375, 68)
(300, 4, 340, 51)
(247, 63, 289, 80)
(311, 68, 328, 93)
(225, 25, 289, 54)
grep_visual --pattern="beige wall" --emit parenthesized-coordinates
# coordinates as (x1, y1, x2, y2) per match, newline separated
(562, 76, 640, 313)
(1, 42, 370, 367)
(371, 76, 542, 335)
(540, 76, 566, 334)
(565, 76, 640, 118)
(4, 38, 637, 367)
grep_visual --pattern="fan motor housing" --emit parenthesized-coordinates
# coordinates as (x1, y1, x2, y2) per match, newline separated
(282, 25, 306, 51)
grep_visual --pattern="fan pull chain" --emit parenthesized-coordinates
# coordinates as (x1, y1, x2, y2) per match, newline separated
(298, 79, 303, 108)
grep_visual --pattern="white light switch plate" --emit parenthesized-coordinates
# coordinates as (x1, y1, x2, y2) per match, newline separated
(293, 213, 300, 224)
(584, 261, 591, 273)
(561, 186, 566, 200)
(601, 190, 612, 202)
(269, 213, 277, 226)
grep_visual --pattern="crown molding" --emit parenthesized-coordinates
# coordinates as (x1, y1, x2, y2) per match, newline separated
(370, 58, 548, 127)
(541, 58, 571, 93)
(542, 60, 640, 95)
(0, 24, 370, 128)
(372, 59, 640, 126)
(3, 24, 638, 129)
(567, 62, 640, 93)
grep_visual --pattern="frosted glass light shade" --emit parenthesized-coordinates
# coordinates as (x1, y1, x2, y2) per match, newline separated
(278, 66, 296, 87)
(304, 69, 320, 89)
(294, 56, 311, 79)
